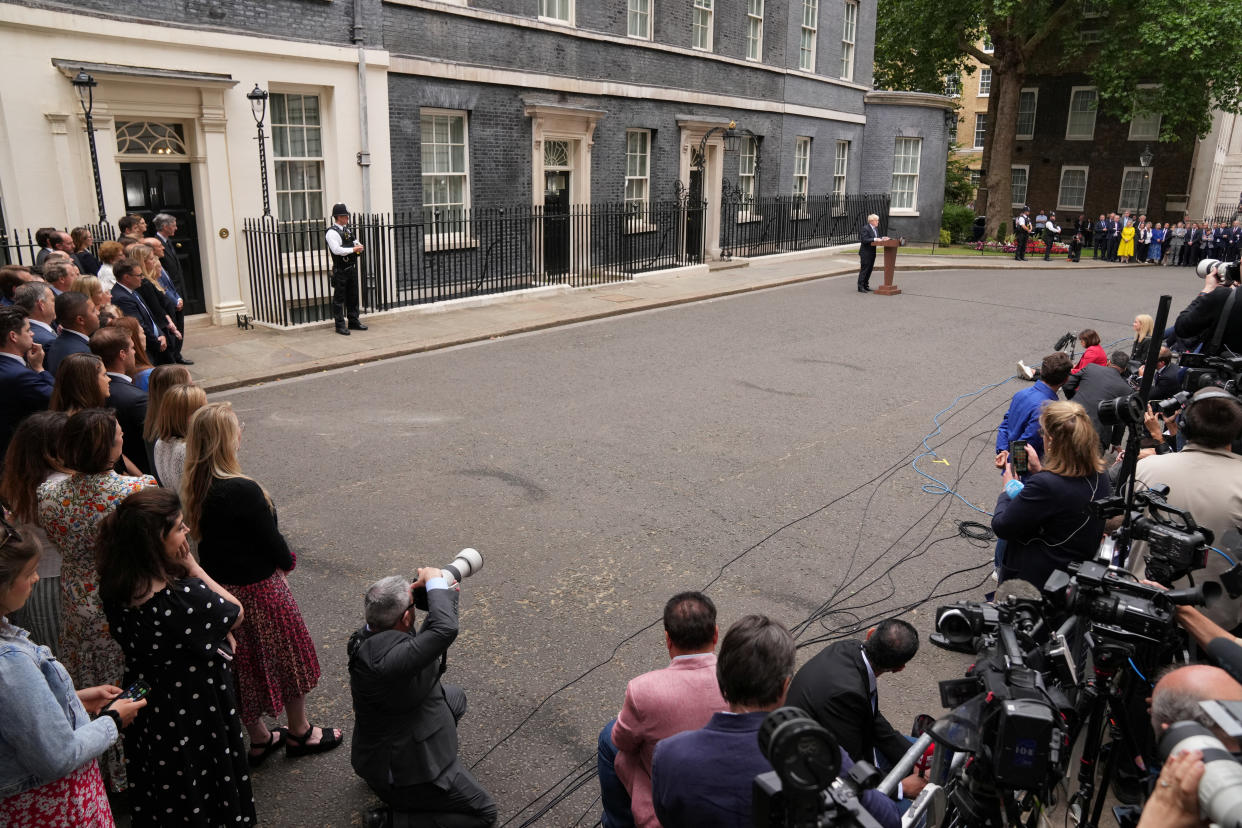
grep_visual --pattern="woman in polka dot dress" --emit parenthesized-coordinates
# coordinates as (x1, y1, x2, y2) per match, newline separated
(98, 489, 256, 827)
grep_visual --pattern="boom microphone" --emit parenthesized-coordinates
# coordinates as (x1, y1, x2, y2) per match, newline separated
(1054, 332, 1078, 352)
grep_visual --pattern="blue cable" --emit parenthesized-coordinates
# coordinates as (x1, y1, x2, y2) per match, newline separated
(1211, 546, 1237, 567)
(1129, 658, 1151, 685)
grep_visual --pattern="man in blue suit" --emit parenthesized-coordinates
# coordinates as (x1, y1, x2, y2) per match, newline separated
(0, 306, 54, 460)
(857, 214, 887, 293)
(12, 281, 57, 349)
(44, 291, 99, 377)
(109, 260, 167, 365)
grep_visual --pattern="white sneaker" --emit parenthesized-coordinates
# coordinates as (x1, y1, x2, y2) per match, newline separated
(1017, 360, 1036, 380)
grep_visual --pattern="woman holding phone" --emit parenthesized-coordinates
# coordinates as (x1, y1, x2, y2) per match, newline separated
(97, 488, 256, 827)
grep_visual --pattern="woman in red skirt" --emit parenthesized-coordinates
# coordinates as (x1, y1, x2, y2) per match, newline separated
(180, 402, 342, 765)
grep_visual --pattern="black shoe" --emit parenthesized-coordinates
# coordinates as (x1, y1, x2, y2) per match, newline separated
(857, 286, 867, 293)
(335, 326, 350, 336)
(348, 321, 369, 331)
(363, 807, 392, 828)
(175, 356, 194, 365)
(863, 285, 872, 292)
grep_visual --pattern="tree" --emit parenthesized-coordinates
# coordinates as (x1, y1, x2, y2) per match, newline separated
(875, 0, 1242, 240)
(944, 144, 975, 206)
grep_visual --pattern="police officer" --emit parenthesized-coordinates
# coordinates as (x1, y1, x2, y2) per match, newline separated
(326, 203, 368, 336)
(1014, 207, 1032, 261)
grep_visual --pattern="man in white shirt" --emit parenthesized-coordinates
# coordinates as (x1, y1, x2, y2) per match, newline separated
(12, 282, 56, 348)
(326, 203, 367, 336)
(1043, 211, 1061, 261)
(1014, 208, 1032, 261)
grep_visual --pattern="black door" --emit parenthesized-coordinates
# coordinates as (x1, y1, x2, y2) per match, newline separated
(543, 170, 570, 276)
(120, 163, 205, 315)
(685, 166, 704, 261)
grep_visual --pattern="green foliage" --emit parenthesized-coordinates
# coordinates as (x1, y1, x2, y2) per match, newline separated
(941, 204, 976, 243)
(944, 148, 975, 206)
(939, 228, 953, 245)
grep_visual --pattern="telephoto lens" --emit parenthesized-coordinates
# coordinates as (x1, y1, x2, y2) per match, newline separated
(411, 548, 485, 610)
(1158, 721, 1242, 828)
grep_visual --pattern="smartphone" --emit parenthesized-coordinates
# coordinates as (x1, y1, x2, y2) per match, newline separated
(1009, 440, 1029, 474)
(104, 680, 151, 710)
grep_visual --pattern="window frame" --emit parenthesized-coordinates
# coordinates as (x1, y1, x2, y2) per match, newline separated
(746, 0, 764, 61)
(269, 91, 325, 225)
(738, 136, 760, 221)
(977, 68, 991, 97)
(793, 136, 812, 215)
(1128, 84, 1162, 141)
(1016, 87, 1038, 140)
(1066, 86, 1099, 140)
(1057, 165, 1089, 212)
(691, 0, 714, 51)
(627, 0, 652, 39)
(1118, 166, 1152, 214)
(420, 108, 472, 239)
(624, 129, 651, 214)
(840, 0, 857, 81)
(538, 0, 574, 25)
(1010, 165, 1029, 209)
(800, 0, 819, 73)
(891, 136, 921, 214)
(944, 75, 960, 97)
(973, 113, 987, 150)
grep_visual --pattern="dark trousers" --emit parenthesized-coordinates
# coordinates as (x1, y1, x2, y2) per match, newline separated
(1069, 239, 1082, 262)
(1093, 233, 1105, 259)
(1014, 230, 1029, 260)
(1107, 236, 1121, 261)
(169, 308, 185, 359)
(858, 250, 876, 289)
(332, 265, 361, 326)
(597, 719, 635, 828)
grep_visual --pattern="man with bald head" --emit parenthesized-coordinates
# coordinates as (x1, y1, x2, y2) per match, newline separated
(1151, 664, 1242, 751)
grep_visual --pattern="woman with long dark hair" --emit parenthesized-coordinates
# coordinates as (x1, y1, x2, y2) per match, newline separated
(98, 488, 256, 826)
(48, 353, 109, 414)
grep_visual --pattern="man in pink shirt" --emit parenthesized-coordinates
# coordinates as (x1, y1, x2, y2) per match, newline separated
(598, 592, 728, 828)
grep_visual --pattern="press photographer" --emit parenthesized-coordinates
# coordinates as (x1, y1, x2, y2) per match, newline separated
(1174, 259, 1242, 355)
(348, 553, 496, 828)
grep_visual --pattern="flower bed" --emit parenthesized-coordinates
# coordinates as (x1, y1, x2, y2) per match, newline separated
(970, 239, 1071, 255)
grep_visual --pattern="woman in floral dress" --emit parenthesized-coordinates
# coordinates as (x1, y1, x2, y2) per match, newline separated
(37, 409, 155, 792)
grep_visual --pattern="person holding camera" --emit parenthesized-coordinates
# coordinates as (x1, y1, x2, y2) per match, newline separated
(1175, 261, 1242, 354)
(348, 570, 496, 828)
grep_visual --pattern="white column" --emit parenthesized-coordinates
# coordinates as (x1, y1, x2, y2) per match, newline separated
(198, 99, 247, 324)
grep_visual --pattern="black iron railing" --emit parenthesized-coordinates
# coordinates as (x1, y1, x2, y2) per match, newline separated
(1, 222, 117, 269)
(719, 193, 891, 259)
(242, 199, 707, 327)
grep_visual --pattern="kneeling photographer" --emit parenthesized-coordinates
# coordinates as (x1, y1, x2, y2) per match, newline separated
(348, 556, 496, 828)
(1174, 259, 1242, 355)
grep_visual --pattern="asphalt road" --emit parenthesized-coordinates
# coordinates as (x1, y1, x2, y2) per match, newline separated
(216, 263, 1199, 826)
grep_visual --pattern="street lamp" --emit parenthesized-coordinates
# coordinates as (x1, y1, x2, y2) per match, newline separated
(71, 68, 106, 223)
(247, 84, 272, 217)
(1139, 144, 1154, 168)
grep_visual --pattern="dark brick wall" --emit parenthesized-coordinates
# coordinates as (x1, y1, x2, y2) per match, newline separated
(862, 102, 952, 240)
(10, 0, 383, 46)
(1009, 75, 1194, 224)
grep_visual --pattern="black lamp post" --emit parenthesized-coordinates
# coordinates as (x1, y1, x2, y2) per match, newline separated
(694, 121, 761, 195)
(71, 68, 106, 223)
(247, 84, 272, 217)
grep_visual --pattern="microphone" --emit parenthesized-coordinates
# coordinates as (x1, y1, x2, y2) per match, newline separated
(1054, 332, 1078, 352)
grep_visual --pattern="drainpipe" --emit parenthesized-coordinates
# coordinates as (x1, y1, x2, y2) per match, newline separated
(354, 0, 372, 213)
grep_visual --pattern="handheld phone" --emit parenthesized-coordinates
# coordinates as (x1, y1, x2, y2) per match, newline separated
(1009, 440, 1029, 474)
(104, 680, 151, 710)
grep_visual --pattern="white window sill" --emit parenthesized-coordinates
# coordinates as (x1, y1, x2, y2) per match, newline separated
(1065, 135, 1096, 141)
(790, 211, 810, 221)
(538, 15, 574, 27)
(424, 234, 479, 251)
(890, 209, 920, 217)
(736, 213, 764, 223)
(623, 221, 659, 235)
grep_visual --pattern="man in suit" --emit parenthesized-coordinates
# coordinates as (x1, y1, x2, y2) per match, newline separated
(651, 615, 899, 828)
(12, 281, 56, 348)
(42, 260, 76, 297)
(142, 236, 191, 365)
(1107, 213, 1122, 262)
(348, 572, 496, 828)
(0, 306, 53, 460)
(598, 592, 727, 828)
(1093, 214, 1108, 259)
(857, 213, 886, 293)
(117, 214, 146, 247)
(110, 260, 167, 365)
(1, 266, 35, 308)
(785, 618, 924, 783)
(1061, 350, 1135, 453)
(90, 325, 151, 475)
(45, 291, 99, 376)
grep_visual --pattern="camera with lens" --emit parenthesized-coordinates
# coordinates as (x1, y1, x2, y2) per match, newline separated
(410, 548, 483, 610)
(1180, 351, 1242, 394)
(1157, 701, 1242, 827)
(1151, 390, 1190, 419)
(1198, 257, 1242, 287)
(1091, 488, 1214, 587)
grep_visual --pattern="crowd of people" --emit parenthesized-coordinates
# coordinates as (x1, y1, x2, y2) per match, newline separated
(1012, 208, 1242, 266)
(0, 214, 344, 825)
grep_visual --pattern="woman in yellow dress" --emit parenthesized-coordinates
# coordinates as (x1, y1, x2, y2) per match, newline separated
(1117, 223, 1136, 262)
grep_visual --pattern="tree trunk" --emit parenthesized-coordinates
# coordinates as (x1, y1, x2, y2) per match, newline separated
(982, 46, 1026, 242)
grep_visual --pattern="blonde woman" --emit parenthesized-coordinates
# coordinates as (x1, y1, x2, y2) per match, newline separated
(70, 275, 107, 309)
(181, 402, 341, 764)
(1131, 314, 1154, 367)
(142, 364, 193, 477)
(992, 401, 1111, 588)
(151, 384, 206, 492)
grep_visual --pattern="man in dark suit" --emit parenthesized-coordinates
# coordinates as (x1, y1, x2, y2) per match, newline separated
(110, 260, 167, 365)
(857, 213, 886, 293)
(45, 291, 99, 376)
(1106, 213, 1122, 262)
(348, 571, 496, 828)
(1061, 350, 1135, 453)
(12, 281, 57, 348)
(785, 618, 924, 786)
(0, 307, 54, 460)
(90, 325, 151, 475)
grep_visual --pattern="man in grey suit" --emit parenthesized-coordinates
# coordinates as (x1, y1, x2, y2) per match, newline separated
(348, 571, 496, 828)
(12, 282, 57, 348)
(1061, 349, 1135, 453)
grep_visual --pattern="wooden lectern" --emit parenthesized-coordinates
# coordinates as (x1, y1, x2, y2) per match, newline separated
(872, 238, 902, 295)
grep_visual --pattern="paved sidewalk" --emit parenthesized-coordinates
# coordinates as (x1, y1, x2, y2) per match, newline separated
(185, 248, 1120, 392)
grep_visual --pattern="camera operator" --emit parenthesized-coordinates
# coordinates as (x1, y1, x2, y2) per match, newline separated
(347, 570, 497, 828)
(1129, 388, 1242, 629)
(1174, 262, 1242, 354)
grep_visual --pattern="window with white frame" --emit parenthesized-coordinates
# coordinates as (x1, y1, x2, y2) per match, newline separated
(833, 140, 849, 200)
(891, 137, 921, 211)
(1016, 88, 1038, 140)
(1118, 167, 1152, 213)
(270, 93, 325, 222)
(1058, 166, 1088, 211)
(793, 137, 811, 209)
(738, 136, 758, 216)
(800, 0, 819, 72)
(1128, 85, 1162, 141)
(969, 169, 981, 188)
(627, 0, 651, 39)
(1066, 87, 1098, 139)
(944, 75, 960, 97)
(840, 0, 857, 80)
(982, 35, 994, 52)
(624, 130, 650, 212)
(1011, 166, 1029, 208)
(539, 0, 573, 24)
(746, 0, 764, 60)
(421, 110, 470, 223)
(973, 113, 987, 149)
(978, 68, 991, 97)
(692, 0, 713, 50)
